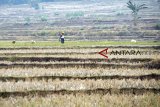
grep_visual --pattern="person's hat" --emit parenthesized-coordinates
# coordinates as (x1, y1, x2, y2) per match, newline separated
(61, 32, 64, 35)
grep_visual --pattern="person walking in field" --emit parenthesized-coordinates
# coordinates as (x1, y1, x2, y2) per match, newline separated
(59, 32, 65, 44)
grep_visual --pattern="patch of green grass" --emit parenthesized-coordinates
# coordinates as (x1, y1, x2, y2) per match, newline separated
(0, 41, 159, 48)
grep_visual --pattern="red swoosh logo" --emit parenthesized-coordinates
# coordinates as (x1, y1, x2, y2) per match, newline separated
(98, 48, 108, 61)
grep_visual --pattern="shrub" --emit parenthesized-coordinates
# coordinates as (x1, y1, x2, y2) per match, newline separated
(24, 17, 31, 25)
(66, 11, 84, 18)
(154, 24, 160, 30)
(29, 0, 40, 10)
(49, 31, 56, 36)
(8, 57, 17, 62)
(40, 15, 48, 22)
(117, 31, 130, 36)
(12, 40, 16, 44)
(37, 31, 49, 36)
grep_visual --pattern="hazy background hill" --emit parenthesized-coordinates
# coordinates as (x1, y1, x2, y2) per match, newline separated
(1, 0, 84, 5)
(0, 0, 159, 41)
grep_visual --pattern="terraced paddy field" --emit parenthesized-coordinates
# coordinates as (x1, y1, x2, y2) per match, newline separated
(0, 42, 159, 107)
(0, 0, 160, 106)
(0, 0, 160, 41)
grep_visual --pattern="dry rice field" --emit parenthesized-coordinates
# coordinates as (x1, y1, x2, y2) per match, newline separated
(0, 45, 160, 107)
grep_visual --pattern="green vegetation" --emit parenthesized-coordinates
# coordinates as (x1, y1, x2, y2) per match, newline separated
(37, 31, 50, 36)
(7, 57, 18, 62)
(24, 17, 31, 25)
(0, 41, 159, 48)
(154, 23, 160, 30)
(12, 40, 16, 44)
(66, 11, 84, 18)
(40, 15, 48, 22)
(127, 0, 147, 26)
(29, 0, 40, 10)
